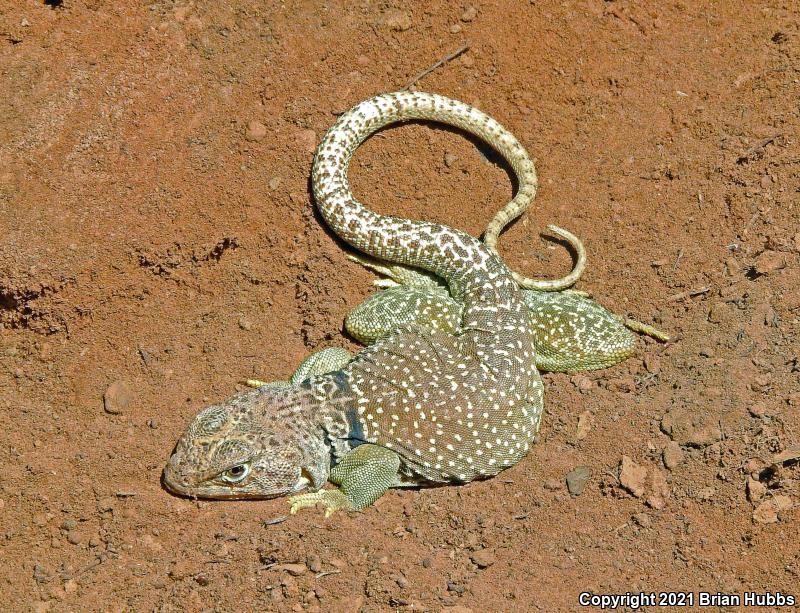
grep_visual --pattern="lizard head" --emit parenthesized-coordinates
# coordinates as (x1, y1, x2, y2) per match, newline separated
(162, 386, 329, 500)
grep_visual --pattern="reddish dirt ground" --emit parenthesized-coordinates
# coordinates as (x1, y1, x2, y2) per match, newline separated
(1, 1, 799, 612)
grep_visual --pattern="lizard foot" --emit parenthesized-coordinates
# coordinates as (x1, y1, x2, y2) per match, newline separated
(288, 489, 352, 517)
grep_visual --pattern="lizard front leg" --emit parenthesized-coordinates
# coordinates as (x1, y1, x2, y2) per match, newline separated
(289, 444, 401, 516)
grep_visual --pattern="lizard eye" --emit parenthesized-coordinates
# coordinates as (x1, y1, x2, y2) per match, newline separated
(220, 463, 250, 483)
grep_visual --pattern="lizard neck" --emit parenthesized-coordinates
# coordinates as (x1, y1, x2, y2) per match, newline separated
(301, 370, 363, 461)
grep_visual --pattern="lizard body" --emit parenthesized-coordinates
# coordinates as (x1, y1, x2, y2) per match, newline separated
(163, 92, 609, 514)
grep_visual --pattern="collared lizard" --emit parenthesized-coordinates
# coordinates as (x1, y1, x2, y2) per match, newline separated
(163, 91, 659, 515)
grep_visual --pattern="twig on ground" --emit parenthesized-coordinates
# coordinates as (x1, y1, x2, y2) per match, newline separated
(665, 287, 710, 302)
(403, 44, 470, 90)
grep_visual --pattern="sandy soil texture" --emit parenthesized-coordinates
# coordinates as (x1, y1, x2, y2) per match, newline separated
(1, 1, 799, 611)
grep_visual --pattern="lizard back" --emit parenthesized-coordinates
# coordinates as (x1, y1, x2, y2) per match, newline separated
(311, 92, 543, 483)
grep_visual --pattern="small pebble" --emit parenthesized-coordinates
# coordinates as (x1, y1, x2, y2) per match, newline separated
(460, 54, 475, 68)
(633, 512, 652, 528)
(746, 477, 766, 503)
(470, 549, 496, 568)
(748, 402, 768, 418)
(383, 9, 412, 31)
(443, 152, 458, 167)
(104, 381, 133, 415)
(449, 23, 462, 34)
(565, 466, 592, 496)
(66, 530, 83, 545)
(421, 557, 432, 568)
(238, 316, 252, 331)
(245, 120, 267, 142)
(447, 582, 465, 594)
(61, 519, 77, 531)
(268, 177, 282, 190)
(662, 441, 684, 470)
(460, 6, 478, 22)
(280, 563, 307, 576)
(575, 410, 593, 441)
(307, 553, 322, 573)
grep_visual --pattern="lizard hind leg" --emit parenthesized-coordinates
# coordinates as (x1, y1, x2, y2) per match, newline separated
(345, 285, 460, 345)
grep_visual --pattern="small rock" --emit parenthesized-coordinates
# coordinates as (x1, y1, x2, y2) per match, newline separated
(662, 441, 684, 470)
(753, 250, 786, 275)
(619, 456, 647, 498)
(66, 530, 83, 545)
(382, 9, 412, 31)
(752, 495, 793, 524)
(565, 466, 592, 496)
(280, 563, 307, 577)
(447, 582, 465, 594)
(61, 518, 77, 531)
(421, 557, 432, 568)
(245, 120, 267, 142)
(748, 402, 768, 418)
(460, 6, 478, 21)
(104, 381, 134, 415)
(307, 553, 322, 573)
(699, 347, 715, 358)
(632, 512, 652, 528)
(356, 55, 371, 66)
(460, 54, 475, 68)
(63, 579, 78, 594)
(575, 410, 593, 441)
(238, 316, 252, 331)
(268, 177, 282, 190)
(443, 152, 458, 167)
(746, 478, 766, 503)
(449, 23, 462, 34)
(470, 549, 495, 568)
